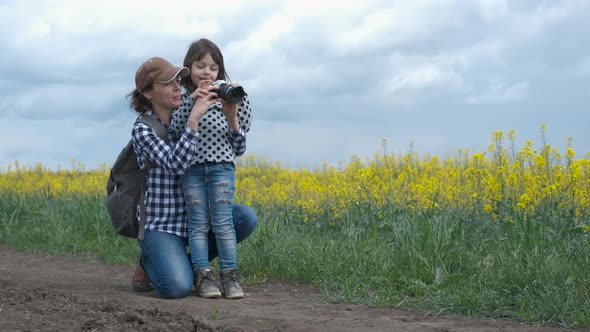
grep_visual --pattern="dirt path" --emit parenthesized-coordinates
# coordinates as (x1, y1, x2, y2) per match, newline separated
(0, 245, 578, 331)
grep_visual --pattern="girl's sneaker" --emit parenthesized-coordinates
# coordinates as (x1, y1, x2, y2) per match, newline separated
(194, 267, 221, 298)
(219, 268, 244, 299)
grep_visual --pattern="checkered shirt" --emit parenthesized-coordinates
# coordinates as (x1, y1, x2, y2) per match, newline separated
(131, 111, 199, 237)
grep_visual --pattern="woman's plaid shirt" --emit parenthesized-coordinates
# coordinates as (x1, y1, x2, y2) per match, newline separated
(132, 111, 246, 237)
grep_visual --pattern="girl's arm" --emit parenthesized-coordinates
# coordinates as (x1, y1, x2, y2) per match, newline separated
(236, 94, 252, 133)
(224, 94, 251, 156)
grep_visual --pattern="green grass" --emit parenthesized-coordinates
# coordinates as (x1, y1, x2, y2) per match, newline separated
(1, 192, 589, 328)
(0, 193, 138, 264)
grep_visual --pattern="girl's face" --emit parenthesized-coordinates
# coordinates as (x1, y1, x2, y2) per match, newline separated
(144, 76, 182, 111)
(190, 53, 220, 87)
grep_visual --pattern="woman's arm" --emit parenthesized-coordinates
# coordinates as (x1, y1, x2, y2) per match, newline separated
(228, 128, 247, 157)
(132, 123, 198, 175)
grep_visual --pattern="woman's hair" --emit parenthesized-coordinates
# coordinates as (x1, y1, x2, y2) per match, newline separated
(181, 38, 230, 90)
(127, 85, 153, 114)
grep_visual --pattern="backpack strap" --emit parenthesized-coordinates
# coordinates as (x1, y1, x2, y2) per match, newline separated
(134, 114, 169, 240)
(139, 173, 148, 240)
(135, 114, 168, 172)
(136, 115, 169, 143)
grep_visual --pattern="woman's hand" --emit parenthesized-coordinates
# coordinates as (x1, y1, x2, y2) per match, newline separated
(187, 80, 219, 131)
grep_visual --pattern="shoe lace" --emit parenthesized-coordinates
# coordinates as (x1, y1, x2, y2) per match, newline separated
(199, 269, 217, 287)
(222, 270, 241, 289)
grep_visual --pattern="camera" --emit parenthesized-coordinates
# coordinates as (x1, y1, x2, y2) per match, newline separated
(211, 80, 246, 103)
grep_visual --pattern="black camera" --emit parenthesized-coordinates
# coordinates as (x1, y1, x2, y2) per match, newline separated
(211, 80, 246, 103)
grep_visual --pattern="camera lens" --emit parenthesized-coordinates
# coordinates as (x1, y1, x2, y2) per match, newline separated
(218, 83, 246, 103)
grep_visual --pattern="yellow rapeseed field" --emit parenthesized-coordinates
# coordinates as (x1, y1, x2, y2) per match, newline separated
(2, 130, 589, 228)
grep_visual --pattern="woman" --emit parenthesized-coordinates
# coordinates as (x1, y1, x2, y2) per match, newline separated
(128, 56, 257, 299)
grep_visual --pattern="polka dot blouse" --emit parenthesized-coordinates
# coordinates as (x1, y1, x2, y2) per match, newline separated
(171, 86, 252, 164)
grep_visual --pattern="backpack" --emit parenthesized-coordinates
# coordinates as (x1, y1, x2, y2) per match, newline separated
(106, 115, 168, 239)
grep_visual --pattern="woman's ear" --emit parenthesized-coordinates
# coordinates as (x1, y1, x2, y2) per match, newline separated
(143, 91, 152, 101)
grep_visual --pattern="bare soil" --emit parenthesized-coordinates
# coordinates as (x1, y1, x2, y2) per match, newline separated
(0, 245, 580, 331)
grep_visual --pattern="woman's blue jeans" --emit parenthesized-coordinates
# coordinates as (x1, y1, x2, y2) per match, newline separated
(181, 162, 237, 271)
(137, 204, 257, 299)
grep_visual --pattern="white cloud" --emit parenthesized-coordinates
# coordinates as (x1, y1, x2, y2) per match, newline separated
(8, 0, 240, 45)
(385, 64, 464, 95)
(577, 56, 590, 76)
(247, 118, 445, 169)
(1, 0, 589, 169)
(478, 0, 509, 21)
(331, 1, 456, 54)
(0, 82, 130, 118)
(0, 113, 136, 169)
(466, 80, 529, 104)
(448, 40, 506, 68)
(228, 11, 294, 55)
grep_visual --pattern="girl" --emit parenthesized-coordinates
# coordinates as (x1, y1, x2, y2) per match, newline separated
(171, 38, 252, 299)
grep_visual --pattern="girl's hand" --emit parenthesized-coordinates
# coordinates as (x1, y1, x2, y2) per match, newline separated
(219, 83, 241, 131)
(187, 80, 218, 131)
(190, 80, 216, 101)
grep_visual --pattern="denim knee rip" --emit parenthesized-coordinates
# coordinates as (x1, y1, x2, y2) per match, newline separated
(183, 184, 203, 206)
(213, 182, 233, 204)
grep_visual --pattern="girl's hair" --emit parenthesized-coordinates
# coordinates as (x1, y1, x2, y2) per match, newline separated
(127, 85, 152, 114)
(181, 38, 230, 90)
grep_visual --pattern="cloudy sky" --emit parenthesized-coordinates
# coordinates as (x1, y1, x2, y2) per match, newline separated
(1, 0, 589, 170)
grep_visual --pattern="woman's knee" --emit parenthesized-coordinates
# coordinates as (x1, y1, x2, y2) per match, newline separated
(233, 204, 258, 242)
(157, 275, 193, 299)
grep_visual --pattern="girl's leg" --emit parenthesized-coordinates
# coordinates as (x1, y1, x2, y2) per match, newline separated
(208, 204, 258, 261)
(138, 230, 192, 299)
(208, 162, 237, 270)
(209, 162, 244, 298)
(181, 165, 211, 271)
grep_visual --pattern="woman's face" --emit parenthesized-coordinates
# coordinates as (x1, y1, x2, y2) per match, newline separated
(190, 53, 219, 87)
(144, 76, 182, 111)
